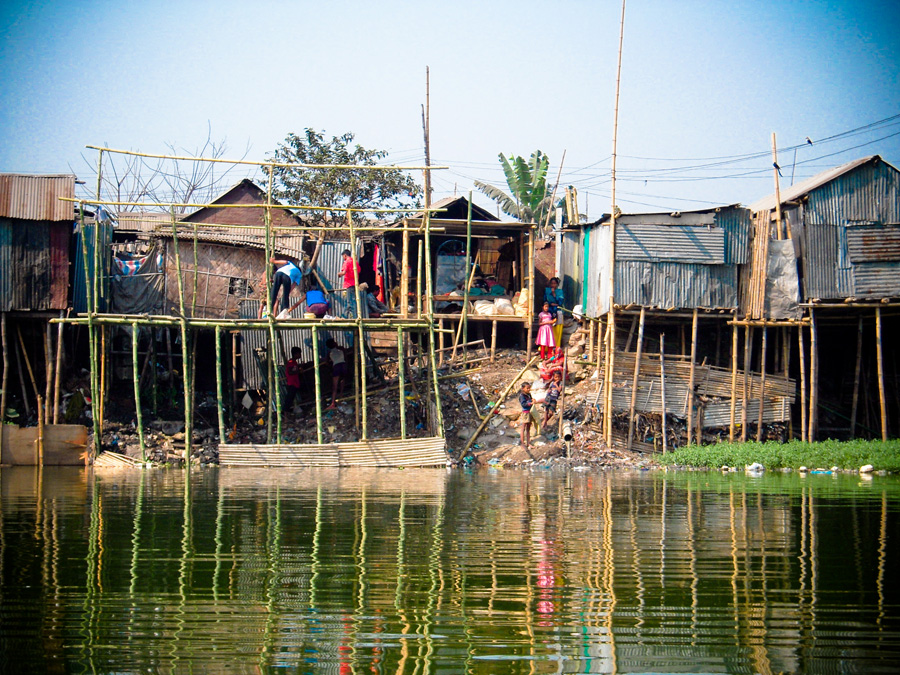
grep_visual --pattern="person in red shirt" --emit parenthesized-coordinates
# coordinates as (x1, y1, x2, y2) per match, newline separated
(284, 346, 302, 414)
(338, 249, 360, 289)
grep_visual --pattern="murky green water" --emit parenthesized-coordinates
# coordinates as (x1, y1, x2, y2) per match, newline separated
(1, 466, 898, 674)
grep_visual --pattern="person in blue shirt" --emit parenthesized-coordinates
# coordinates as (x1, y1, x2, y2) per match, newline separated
(265, 256, 305, 316)
(518, 381, 534, 449)
(543, 277, 565, 314)
(304, 284, 330, 318)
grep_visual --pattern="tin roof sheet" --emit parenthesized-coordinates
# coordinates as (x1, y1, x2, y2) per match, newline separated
(0, 174, 76, 221)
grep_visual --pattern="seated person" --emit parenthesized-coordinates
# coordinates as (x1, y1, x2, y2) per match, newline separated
(304, 284, 330, 318)
(362, 283, 390, 317)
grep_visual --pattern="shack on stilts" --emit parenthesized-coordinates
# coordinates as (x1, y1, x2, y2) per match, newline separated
(56, 146, 452, 467)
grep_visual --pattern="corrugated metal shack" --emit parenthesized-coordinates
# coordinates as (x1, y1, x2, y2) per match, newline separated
(570, 206, 793, 450)
(0, 174, 76, 436)
(747, 155, 900, 441)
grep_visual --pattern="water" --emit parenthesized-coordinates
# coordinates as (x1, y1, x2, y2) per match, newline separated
(1, 466, 898, 674)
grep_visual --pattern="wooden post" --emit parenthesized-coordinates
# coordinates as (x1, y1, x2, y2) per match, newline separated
(757, 326, 767, 442)
(53, 311, 64, 424)
(490, 319, 498, 363)
(214, 326, 226, 449)
(798, 324, 808, 442)
(14, 332, 30, 417)
(741, 326, 751, 442)
(627, 307, 645, 451)
(438, 318, 445, 366)
(44, 322, 52, 424)
(16, 325, 40, 407)
(850, 314, 863, 438)
(397, 327, 407, 439)
(131, 322, 146, 461)
(809, 309, 818, 442)
(876, 307, 887, 441)
(416, 240, 424, 318)
(36, 395, 44, 466)
(687, 309, 698, 446)
(0, 313, 6, 459)
(312, 326, 324, 444)
(660, 333, 668, 454)
(729, 319, 738, 442)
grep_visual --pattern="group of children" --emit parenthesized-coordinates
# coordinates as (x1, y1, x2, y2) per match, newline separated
(517, 370, 562, 449)
(283, 338, 347, 416)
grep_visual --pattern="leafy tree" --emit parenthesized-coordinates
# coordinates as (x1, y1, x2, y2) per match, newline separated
(475, 151, 554, 224)
(266, 129, 421, 227)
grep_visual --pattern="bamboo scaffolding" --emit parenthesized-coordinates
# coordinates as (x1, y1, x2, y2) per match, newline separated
(876, 307, 887, 441)
(131, 322, 146, 460)
(627, 307, 645, 451)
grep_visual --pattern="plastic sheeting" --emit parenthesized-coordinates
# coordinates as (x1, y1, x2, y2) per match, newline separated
(765, 239, 801, 319)
(110, 246, 165, 315)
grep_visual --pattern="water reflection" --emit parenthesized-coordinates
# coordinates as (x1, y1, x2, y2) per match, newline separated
(1, 466, 898, 673)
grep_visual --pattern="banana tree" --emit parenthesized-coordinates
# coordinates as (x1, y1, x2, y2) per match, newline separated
(475, 150, 555, 225)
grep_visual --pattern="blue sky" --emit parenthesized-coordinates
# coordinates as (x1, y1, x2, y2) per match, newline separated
(1, 0, 898, 218)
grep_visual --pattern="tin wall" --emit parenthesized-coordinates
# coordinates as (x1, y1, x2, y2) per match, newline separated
(0, 217, 70, 311)
(615, 261, 738, 309)
(0, 174, 74, 222)
(72, 222, 113, 313)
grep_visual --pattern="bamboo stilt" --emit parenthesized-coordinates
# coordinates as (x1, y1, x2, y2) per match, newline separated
(687, 309, 698, 446)
(605, 308, 617, 447)
(36, 395, 43, 466)
(741, 326, 751, 442)
(798, 324, 807, 442)
(558, 353, 568, 449)
(214, 326, 226, 448)
(397, 327, 407, 439)
(438, 319, 445, 366)
(423, 211, 444, 437)
(44, 322, 52, 423)
(53, 311, 64, 424)
(16, 325, 40, 407)
(309, 326, 323, 444)
(729, 319, 738, 442)
(490, 320, 498, 363)
(180, 319, 192, 460)
(416, 240, 423, 318)
(757, 327, 767, 442)
(525, 227, 535, 363)
(626, 307, 645, 451)
(876, 307, 887, 441)
(809, 309, 818, 442)
(131, 323, 146, 461)
(783, 326, 792, 439)
(78, 204, 100, 455)
(14, 331, 30, 417)
(401, 218, 410, 319)
(660, 333, 668, 453)
(850, 315, 863, 439)
(99, 325, 106, 436)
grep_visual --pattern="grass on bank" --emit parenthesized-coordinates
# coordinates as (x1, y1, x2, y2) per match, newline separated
(663, 439, 900, 472)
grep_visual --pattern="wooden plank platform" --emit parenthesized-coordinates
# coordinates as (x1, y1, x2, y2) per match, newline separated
(220, 436, 449, 468)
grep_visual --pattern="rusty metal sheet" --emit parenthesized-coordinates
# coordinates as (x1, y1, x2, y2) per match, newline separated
(853, 262, 900, 297)
(802, 223, 853, 300)
(847, 224, 900, 262)
(0, 174, 75, 221)
(0, 217, 51, 311)
(616, 224, 725, 264)
(615, 261, 737, 309)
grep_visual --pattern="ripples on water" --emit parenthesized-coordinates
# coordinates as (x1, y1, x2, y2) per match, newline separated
(0, 466, 898, 673)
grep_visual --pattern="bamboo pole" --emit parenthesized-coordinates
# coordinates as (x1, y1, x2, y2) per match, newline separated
(53, 311, 64, 424)
(757, 327, 768, 442)
(36, 394, 43, 466)
(416, 240, 424, 318)
(462, 193, 473, 362)
(729, 319, 738, 442)
(16, 325, 40, 406)
(783, 325, 792, 439)
(741, 326, 751, 442)
(771, 133, 784, 241)
(423, 208, 444, 437)
(131, 322, 146, 461)
(180, 319, 192, 461)
(850, 314, 863, 438)
(798, 324, 807, 442)
(809, 309, 818, 442)
(397, 327, 407, 439)
(307, 326, 322, 444)
(214, 326, 226, 448)
(525, 227, 535, 363)
(191, 223, 199, 317)
(99, 325, 106, 437)
(687, 309, 698, 446)
(660, 333, 668, 453)
(626, 307, 645, 451)
(78, 204, 100, 455)
(876, 307, 887, 441)
(605, 308, 617, 447)
(490, 320, 498, 363)
(44, 322, 52, 424)
(13, 331, 30, 417)
(463, 355, 539, 454)
(348, 211, 367, 439)
(0, 312, 7, 459)
(438, 319, 444, 366)
(558, 353, 568, 449)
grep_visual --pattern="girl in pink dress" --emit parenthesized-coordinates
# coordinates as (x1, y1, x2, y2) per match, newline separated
(536, 302, 557, 359)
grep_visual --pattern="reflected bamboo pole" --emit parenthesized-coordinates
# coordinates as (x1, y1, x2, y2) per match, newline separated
(260, 486, 282, 668)
(131, 323, 146, 461)
(310, 485, 322, 611)
(659, 477, 667, 587)
(172, 471, 192, 667)
(395, 491, 410, 675)
(213, 471, 225, 604)
(312, 326, 324, 444)
(603, 480, 618, 674)
(80, 474, 100, 666)
(129, 471, 145, 601)
(729, 490, 740, 648)
(629, 490, 644, 629)
(877, 490, 887, 630)
(687, 484, 699, 644)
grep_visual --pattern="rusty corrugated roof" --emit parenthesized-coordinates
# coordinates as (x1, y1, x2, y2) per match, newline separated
(0, 173, 76, 221)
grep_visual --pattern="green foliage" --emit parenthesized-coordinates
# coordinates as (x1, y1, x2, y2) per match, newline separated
(475, 150, 554, 224)
(664, 439, 900, 472)
(267, 129, 422, 226)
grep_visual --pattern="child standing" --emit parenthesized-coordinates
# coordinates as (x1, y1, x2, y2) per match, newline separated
(518, 381, 534, 449)
(536, 301, 557, 359)
(326, 339, 346, 410)
(541, 370, 562, 430)
(284, 346, 302, 414)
